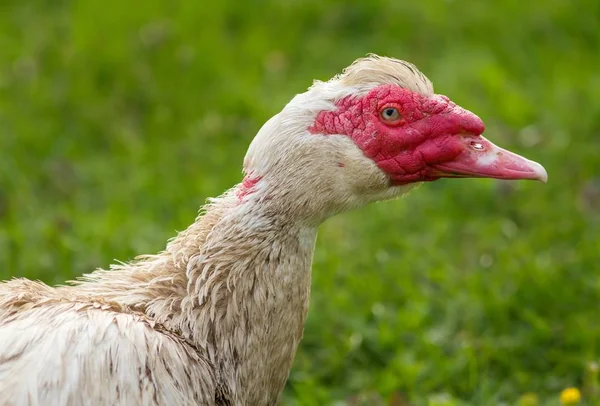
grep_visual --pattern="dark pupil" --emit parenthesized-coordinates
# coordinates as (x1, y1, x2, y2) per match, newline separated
(385, 109, 395, 117)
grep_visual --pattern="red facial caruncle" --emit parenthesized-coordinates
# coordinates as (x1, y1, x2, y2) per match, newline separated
(309, 84, 547, 185)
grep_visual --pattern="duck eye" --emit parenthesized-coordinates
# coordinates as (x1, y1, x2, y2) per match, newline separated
(380, 107, 401, 122)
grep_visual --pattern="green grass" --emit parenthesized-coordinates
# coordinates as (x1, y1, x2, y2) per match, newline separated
(0, 0, 599, 404)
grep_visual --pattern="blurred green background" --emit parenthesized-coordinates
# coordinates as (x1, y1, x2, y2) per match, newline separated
(0, 0, 599, 405)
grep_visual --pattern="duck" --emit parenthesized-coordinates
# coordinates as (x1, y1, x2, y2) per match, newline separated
(0, 54, 547, 406)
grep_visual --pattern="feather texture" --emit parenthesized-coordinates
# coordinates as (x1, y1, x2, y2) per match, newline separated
(0, 55, 432, 405)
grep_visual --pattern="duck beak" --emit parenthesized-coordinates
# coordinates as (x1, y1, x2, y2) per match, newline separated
(431, 135, 548, 182)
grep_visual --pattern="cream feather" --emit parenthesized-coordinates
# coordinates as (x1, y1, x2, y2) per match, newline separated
(0, 55, 429, 406)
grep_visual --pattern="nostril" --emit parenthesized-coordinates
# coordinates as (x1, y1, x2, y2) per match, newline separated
(470, 141, 484, 151)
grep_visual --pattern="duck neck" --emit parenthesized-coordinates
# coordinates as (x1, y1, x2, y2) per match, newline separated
(175, 188, 319, 404)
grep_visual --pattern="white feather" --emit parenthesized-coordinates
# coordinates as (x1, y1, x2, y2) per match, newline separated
(0, 54, 431, 405)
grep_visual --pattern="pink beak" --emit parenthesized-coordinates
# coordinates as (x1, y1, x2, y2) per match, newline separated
(432, 135, 548, 182)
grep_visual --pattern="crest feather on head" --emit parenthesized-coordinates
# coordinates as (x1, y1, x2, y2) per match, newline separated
(336, 54, 434, 96)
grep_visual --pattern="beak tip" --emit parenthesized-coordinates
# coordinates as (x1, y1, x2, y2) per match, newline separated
(531, 161, 548, 183)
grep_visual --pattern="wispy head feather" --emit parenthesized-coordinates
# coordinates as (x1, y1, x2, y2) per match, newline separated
(337, 54, 433, 96)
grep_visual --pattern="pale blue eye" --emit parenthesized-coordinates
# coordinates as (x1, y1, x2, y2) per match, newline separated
(381, 107, 401, 121)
